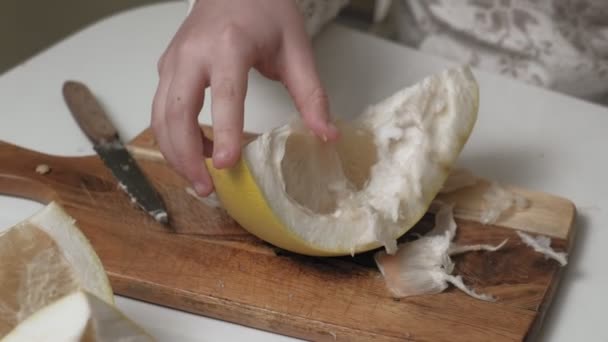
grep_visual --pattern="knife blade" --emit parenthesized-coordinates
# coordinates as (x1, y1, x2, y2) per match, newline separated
(62, 80, 170, 225)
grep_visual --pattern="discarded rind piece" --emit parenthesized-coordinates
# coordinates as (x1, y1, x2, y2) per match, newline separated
(375, 204, 503, 301)
(481, 182, 530, 224)
(34, 164, 51, 175)
(517, 231, 568, 266)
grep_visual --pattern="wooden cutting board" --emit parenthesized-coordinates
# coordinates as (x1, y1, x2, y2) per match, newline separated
(0, 126, 576, 342)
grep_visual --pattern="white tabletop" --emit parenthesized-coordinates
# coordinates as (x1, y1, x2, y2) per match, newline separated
(1, 3, 607, 341)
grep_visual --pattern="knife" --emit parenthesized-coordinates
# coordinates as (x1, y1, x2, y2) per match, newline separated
(62, 81, 170, 226)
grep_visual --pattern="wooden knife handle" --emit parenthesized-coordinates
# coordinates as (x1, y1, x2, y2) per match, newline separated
(63, 81, 118, 144)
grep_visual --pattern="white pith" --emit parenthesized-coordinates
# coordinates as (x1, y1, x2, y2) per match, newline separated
(244, 67, 478, 253)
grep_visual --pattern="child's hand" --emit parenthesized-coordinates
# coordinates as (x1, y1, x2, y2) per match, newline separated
(152, 0, 339, 196)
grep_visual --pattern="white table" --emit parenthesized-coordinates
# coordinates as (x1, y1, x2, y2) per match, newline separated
(1, 3, 607, 341)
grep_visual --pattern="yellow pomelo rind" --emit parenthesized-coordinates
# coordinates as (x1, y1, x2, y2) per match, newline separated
(206, 158, 356, 256)
(208, 67, 479, 256)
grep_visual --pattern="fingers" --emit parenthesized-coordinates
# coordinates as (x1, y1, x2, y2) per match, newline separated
(209, 26, 254, 169)
(210, 57, 249, 169)
(152, 23, 254, 196)
(280, 31, 339, 142)
(154, 59, 214, 196)
(151, 73, 180, 177)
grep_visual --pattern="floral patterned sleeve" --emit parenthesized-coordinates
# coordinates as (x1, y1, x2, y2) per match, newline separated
(181, 1, 608, 103)
(392, 0, 608, 103)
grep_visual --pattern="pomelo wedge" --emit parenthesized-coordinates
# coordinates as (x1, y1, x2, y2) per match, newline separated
(207, 66, 479, 256)
(0, 202, 113, 337)
(2, 291, 152, 342)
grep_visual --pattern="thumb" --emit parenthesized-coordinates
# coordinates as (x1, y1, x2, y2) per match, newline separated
(280, 35, 339, 141)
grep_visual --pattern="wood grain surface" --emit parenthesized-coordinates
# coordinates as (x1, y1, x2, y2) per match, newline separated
(0, 126, 576, 341)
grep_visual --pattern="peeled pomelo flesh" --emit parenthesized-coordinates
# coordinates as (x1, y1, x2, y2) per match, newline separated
(2, 291, 152, 342)
(0, 202, 113, 337)
(208, 66, 479, 256)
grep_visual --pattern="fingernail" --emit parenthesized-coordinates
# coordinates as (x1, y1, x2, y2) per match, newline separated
(324, 122, 339, 142)
(194, 181, 210, 195)
(214, 148, 229, 163)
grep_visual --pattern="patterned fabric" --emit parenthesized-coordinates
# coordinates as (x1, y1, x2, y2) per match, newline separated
(184, 0, 608, 103)
(295, 0, 349, 36)
(393, 0, 608, 102)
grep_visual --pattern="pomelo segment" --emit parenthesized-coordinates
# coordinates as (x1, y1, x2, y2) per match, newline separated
(2, 291, 152, 342)
(0, 202, 113, 337)
(208, 66, 479, 256)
